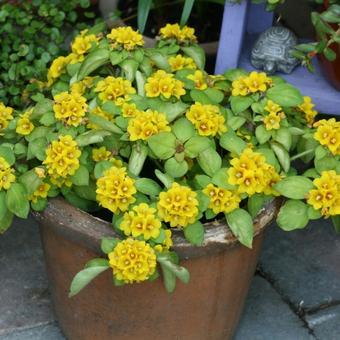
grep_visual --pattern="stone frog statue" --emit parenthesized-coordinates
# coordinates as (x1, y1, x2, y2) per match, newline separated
(251, 26, 299, 74)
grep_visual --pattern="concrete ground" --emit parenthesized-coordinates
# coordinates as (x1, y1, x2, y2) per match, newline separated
(0, 215, 339, 340)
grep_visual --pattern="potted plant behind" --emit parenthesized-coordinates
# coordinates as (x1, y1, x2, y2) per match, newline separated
(0, 23, 339, 340)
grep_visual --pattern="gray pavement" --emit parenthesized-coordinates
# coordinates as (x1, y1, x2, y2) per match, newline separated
(0, 216, 339, 340)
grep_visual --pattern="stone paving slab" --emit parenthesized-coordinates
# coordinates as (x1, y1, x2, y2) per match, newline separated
(259, 219, 340, 311)
(0, 217, 54, 336)
(306, 304, 340, 340)
(234, 276, 313, 340)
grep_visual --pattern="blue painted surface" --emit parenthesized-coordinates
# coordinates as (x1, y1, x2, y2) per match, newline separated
(215, 0, 340, 116)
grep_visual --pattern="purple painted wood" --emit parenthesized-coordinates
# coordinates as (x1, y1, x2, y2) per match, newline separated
(246, 2, 273, 34)
(214, 0, 249, 73)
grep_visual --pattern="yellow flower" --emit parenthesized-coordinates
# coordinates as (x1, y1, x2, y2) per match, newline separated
(29, 183, 50, 203)
(108, 238, 156, 283)
(107, 26, 144, 51)
(159, 23, 197, 43)
(0, 157, 15, 190)
(244, 71, 271, 93)
(109, 157, 123, 168)
(231, 76, 249, 96)
(313, 118, 340, 156)
(157, 182, 199, 228)
(168, 55, 196, 71)
(70, 77, 94, 95)
(228, 148, 280, 196)
(264, 100, 282, 114)
(186, 102, 227, 136)
(203, 183, 241, 214)
(34, 167, 46, 179)
(307, 170, 340, 217)
(87, 106, 115, 130)
(154, 229, 173, 253)
(66, 52, 84, 65)
(127, 109, 171, 141)
(47, 56, 69, 86)
(96, 166, 136, 213)
(145, 70, 185, 99)
(120, 203, 162, 240)
(92, 147, 111, 162)
(71, 31, 98, 55)
(16, 108, 34, 136)
(0, 102, 14, 130)
(263, 111, 282, 130)
(187, 70, 207, 90)
(121, 102, 141, 118)
(53, 92, 88, 127)
(43, 135, 81, 186)
(95, 76, 136, 103)
(298, 96, 318, 126)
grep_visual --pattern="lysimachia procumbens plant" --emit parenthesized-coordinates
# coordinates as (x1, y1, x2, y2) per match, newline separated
(0, 23, 339, 296)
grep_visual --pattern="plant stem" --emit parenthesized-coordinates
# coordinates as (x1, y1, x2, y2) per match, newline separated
(290, 148, 314, 161)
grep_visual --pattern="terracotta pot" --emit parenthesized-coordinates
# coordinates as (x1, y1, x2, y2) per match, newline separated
(34, 198, 280, 340)
(317, 0, 340, 91)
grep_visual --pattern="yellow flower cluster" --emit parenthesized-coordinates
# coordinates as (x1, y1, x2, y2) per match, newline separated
(53, 92, 88, 127)
(154, 229, 173, 252)
(0, 102, 14, 131)
(159, 23, 197, 43)
(313, 118, 340, 156)
(92, 146, 111, 162)
(186, 102, 227, 136)
(108, 238, 156, 283)
(47, 56, 69, 86)
(263, 100, 285, 131)
(168, 55, 196, 71)
(0, 157, 15, 190)
(95, 76, 136, 104)
(203, 183, 241, 214)
(232, 72, 272, 96)
(127, 109, 171, 141)
(70, 77, 94, 95)
(16, 108, 34, 136)
(120, 203, 162, 240)
(71, 29, 99, 56)
(157, 182, 199, 228)
(145, 70, 186, 99)
(107, 26, 144, 51)
(298, 96, 318, 126)
(43, 135, 81, 187)
(187, 70, 207, 90)
(228, 148, 281, 196)
(121, 102, 141, 118)
(29, 183, 50, 203)
(96, 166, 136, 213)
(87, 107, 115, 130)
(307, 170, 340, 217)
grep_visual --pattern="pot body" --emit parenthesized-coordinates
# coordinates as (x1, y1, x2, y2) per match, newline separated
(36, 198, 279, 340)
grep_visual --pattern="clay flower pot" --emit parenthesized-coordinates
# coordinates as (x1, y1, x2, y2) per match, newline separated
(33, 198, 280, 340)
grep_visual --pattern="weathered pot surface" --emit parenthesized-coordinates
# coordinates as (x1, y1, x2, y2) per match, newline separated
(34, 198, 280, 340)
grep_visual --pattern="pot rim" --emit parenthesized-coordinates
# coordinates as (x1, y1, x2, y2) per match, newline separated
(34, 197, 281, 259)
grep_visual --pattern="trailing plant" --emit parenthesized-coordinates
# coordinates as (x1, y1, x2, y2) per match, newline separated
(0, 24, 338, 296)
(0, 0, 100, 108)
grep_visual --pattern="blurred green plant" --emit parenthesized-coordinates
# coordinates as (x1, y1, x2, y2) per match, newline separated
(0, 0, 99, 108)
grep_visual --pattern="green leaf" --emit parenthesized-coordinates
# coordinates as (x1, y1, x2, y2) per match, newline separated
(315, 155, 338, 173)
(146, 99, 188, 122)
(184, 136, 210, 158)
(228, 116, 246, 130)
(31, 198, 47, 212)
(110, 50, 126, 66)
(31, 99, 53, 119)
(332, 215, 340, 233)
(128, 143, 148, 176)
(18, 169, 43, 196)
(307, 206, 322, 220)
(76, 130, 111, 147)
(135, 178, 162, 196)
(274, 176, 314, 199)
(27, 138, 47, 161)
(258, 147, 280, 172)
(155, 170, 174, 189)
(198, 148, 222, 177)
(85, 258, 110, 268)
(194, 174, 211, 189)
(266, 84, 303, 107)
(226, 208, 254, 248)
(160, 265, 176, 293)
(183, 221, 204, 246)
(120, 59, 139, 81)
(0, 191, 13, 233)
(230, 96, 253, 114)
(172, 118, 195, 142)
(180, 0, 195, 26)
(77, 48, 110, 80)
(148, 132, 176, 160)
(39, 111, 56, 126)
(137, 0, 152, 33)
(69, 266, 109, 297)
(6, 183, 30, 219)
(0, 145, 15, 165)
(204, 88, 224, 104)
(273, 127, 292, 151)
(270, 142, 290, 172)
(70, 165, 89, 186)
(211, 168, 235, 190)
(255, 125, 271, 144)
(224, 68, 248, 81)
(101, 238, 120, 254)
(248, 194, 272, 219)
(94, 161, 112, 179)
(88, 114, 122, 134)
(164, 158, 188, 178)
(157, 253, 190, 284)
(277, 200, 309, 231)
(220, 130, 247, 155)
(181, 45, 205, 69)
